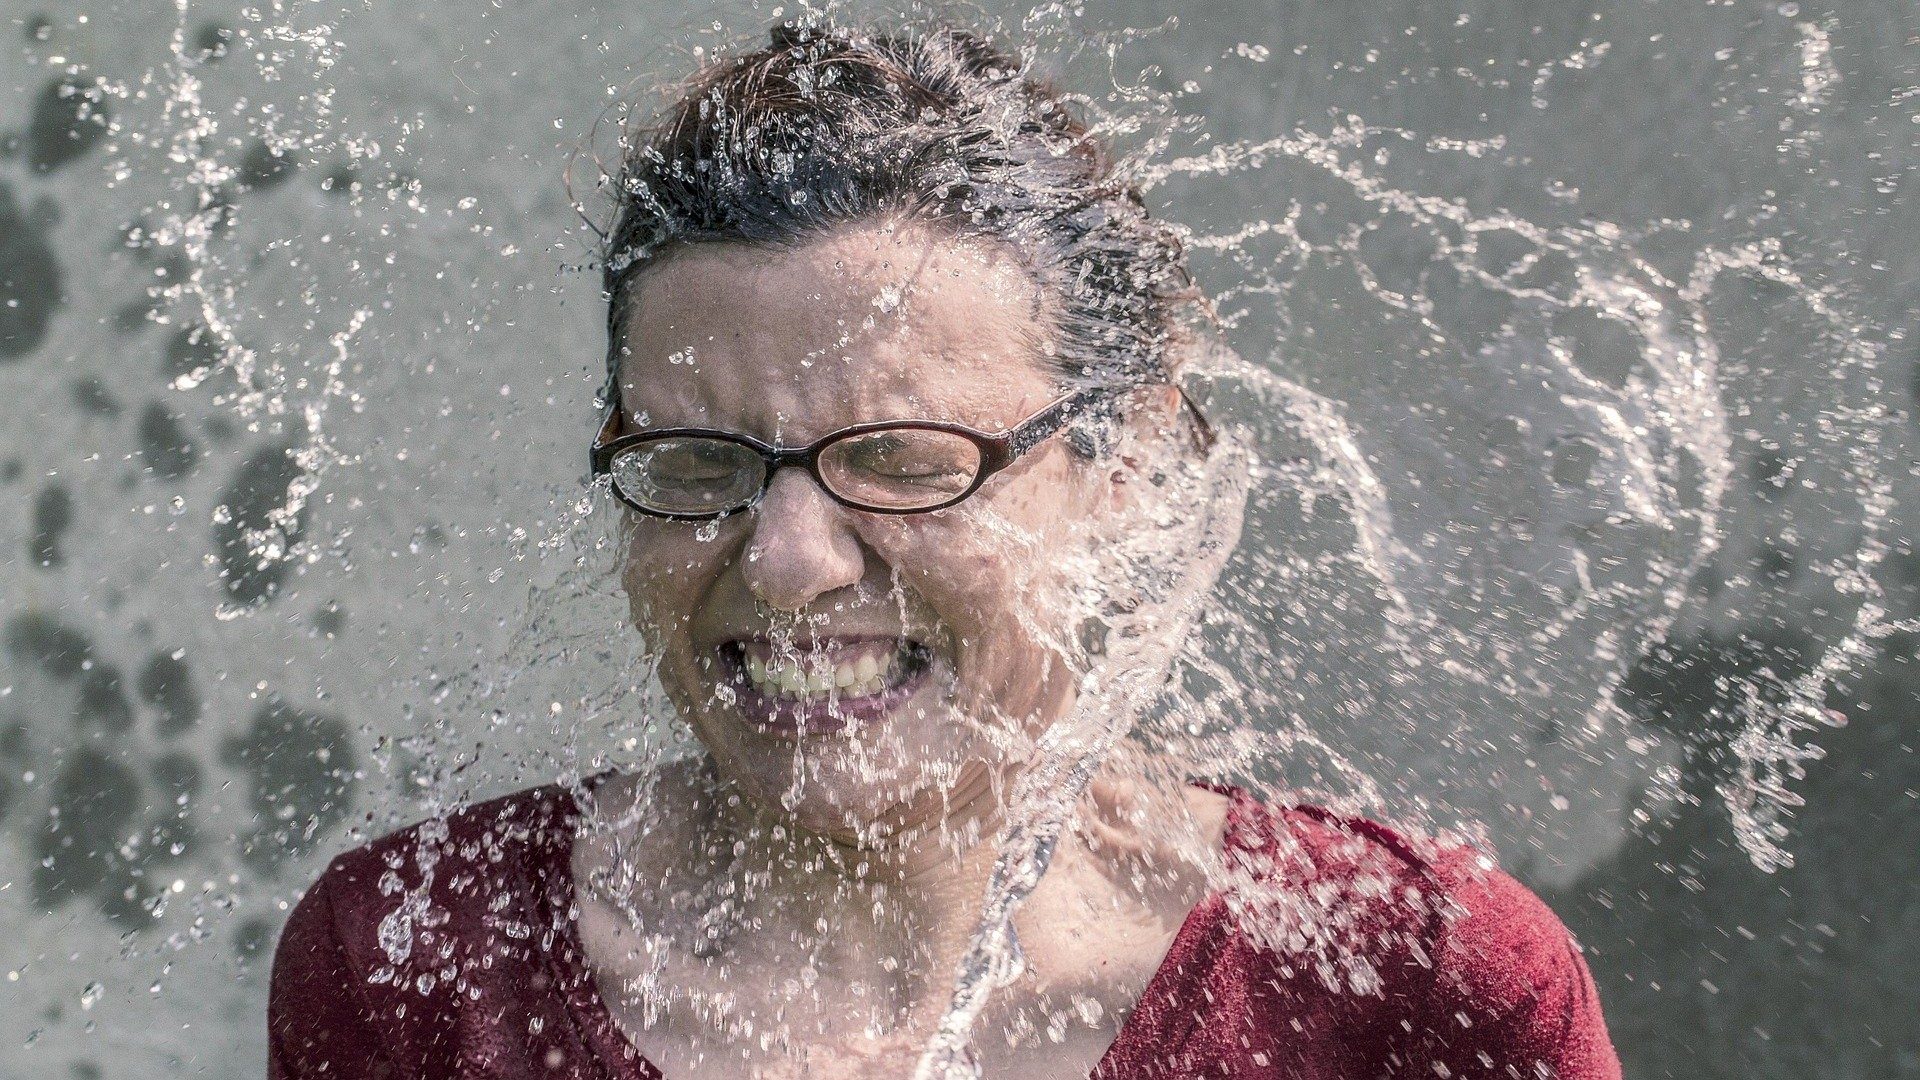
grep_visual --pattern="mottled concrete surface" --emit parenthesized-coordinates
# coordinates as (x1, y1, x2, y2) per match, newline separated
(0, 2, 1914, 1077)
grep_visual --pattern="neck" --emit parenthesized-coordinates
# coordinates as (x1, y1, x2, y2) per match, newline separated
(574, 754, 1226, 1056)
(697, 762, 1027, 1011)
(718, 760, 1008, 892)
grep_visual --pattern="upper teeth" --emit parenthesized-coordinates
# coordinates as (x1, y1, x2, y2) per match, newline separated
(745, 648, 902, 701)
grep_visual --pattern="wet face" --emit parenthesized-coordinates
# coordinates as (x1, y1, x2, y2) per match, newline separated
(615, 221, 1116, 842)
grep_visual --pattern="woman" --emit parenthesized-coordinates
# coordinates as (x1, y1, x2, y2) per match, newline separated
(270, 22, 1620, 1080)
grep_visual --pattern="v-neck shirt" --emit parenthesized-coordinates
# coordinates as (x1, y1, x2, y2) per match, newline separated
(269, 781, 1620, 1079)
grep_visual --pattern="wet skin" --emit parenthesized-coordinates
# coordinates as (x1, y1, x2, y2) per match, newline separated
(576, 220, 1228, 1078)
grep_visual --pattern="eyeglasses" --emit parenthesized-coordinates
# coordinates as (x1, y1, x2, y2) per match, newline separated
(589, 386, 1109, 520)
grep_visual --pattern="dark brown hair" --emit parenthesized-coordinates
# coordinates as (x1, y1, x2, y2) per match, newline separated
(599, 21, 1203, 449)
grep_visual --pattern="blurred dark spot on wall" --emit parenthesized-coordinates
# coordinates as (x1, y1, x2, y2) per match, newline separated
(1750, 448, 1794, 496)
(138, 650, 201, 737)
(136, 401, 199, 480)
(1892, 537, 1919, 599)
(220, 696, 357, 871)
(202, 413, 239, 444)
(0, 716, 24, 821)
(162, 324, 221, 383)
(76, 663, 134, 734)
(3, 612, 94, 679)
(239, 140, 298, 192)
(1757, 541, 1799, 583)
(68, 376, 119, 416)
(1547, 435, 1599, 488)
(1472, 229, 1537, 277)
(149, 249, 191, 291)
(151, 750, 200, 798)
(30, 484, 73, 568)
(32, 747, 140, 906)
(232, 915, 274, 971)
(28, 76, 111, 173)
(195, 23, 234, 61)
(145, 749, 203, 866)
(1617, 625, 1819, 792)
(321, 163, 358, 196)
(1420, 270, 1516, 359)
(213, 444, 308, 605)
(111, 295, 158, 334)
(313, 599, 346, 638)
(0, 180, 63, 360)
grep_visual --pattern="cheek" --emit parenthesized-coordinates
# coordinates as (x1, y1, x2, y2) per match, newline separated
(944, 469, 1102, 611)
(859, 515, 1021, 631)
(620, 522, 722, 643)
(865, 487, 1095, 653)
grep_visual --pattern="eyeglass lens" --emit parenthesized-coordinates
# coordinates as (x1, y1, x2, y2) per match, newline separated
(815, 430, 982, 509)
(609, 428, 986, 515)
(609, 437, 767, 516)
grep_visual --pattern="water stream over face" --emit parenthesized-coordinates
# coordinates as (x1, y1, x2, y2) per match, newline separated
(0, 1, 1913, 1077)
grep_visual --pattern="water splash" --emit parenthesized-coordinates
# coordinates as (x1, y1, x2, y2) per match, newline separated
(390, 9, 1911, 1076)
(4, 2, 1912, 1077)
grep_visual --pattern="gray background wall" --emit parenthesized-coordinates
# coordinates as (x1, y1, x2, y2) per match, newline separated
(0, 1, 1914, 1078)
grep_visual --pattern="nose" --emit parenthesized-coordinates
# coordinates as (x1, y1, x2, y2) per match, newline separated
(740, 467, 867, 612)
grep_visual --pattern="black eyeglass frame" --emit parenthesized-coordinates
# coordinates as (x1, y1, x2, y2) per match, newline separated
(588, 385, 1114, 520)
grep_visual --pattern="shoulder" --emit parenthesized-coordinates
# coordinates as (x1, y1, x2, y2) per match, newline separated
(275, 782, 577, 981)
(1220, 792, 1619, 1076)
(1213, 791, 1451, 976)
(1220, 793, 1583, 993)
(268, 783, 589, 1077)
(307, 782, 573, 905)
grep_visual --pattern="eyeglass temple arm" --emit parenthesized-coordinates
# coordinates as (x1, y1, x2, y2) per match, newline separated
(1005, 392, 1088, 459)
(587, 382, 623, 478)
(1006, 384, 1214, 459)
(594, 397, 622, 443)
(1177, 385, 1215, 452)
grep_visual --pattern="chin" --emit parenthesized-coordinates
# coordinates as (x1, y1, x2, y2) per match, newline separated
(690, 708, 992, 840)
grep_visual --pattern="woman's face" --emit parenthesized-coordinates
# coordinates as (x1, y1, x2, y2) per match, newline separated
(615, 221, 1117, 841)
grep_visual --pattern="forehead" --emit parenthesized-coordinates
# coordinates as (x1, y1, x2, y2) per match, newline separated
(616, 222, 1058, 437)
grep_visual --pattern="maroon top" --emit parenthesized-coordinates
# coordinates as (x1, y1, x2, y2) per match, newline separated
(269, 782, 1620, 1079)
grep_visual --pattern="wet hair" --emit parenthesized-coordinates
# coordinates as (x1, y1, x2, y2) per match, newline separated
(599, 21, 1207, 453)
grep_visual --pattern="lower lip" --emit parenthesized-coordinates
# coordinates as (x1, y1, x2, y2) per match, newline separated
(715, 649, 933, 737)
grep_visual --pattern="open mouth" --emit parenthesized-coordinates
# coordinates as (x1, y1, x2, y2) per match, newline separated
(713, 637, 936, 735)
